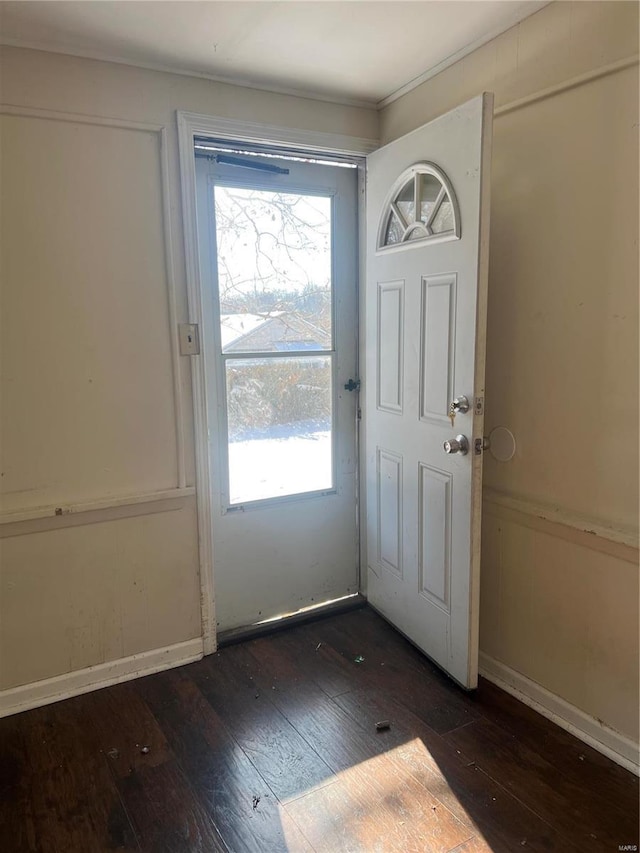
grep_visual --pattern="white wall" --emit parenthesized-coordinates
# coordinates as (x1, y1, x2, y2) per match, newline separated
(381, 0, 639, 753)
(0, 46, 378, 703)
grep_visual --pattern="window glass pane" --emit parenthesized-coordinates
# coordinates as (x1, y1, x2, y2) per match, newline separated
(214, 187, 332, 352)
(226, 356, 332, 503)
(432, 198, 454, 233)
(419, 173, 443, 224)
(395, 178, 415, 224)
(384, 211, 404, 245)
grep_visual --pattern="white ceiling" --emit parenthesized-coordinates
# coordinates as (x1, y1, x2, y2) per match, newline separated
(0, 1, 547, 106)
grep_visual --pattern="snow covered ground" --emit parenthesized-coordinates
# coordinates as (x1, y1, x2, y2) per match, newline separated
(228, 421, 332, 504)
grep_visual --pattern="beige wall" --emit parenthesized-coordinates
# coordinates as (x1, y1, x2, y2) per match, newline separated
(1, 503, 201, 687)
(381, 0, 639, 742)
(0, 46, 378, 692)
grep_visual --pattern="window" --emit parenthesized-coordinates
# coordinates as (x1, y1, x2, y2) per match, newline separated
(213, 183, 335, 505)
(378, 162, 460, 250)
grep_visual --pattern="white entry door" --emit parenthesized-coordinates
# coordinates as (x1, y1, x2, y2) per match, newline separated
(365, 94, 493, 688)
(195, 146, 359, 633)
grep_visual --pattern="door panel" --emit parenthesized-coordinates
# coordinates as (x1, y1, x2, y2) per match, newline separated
(418, 462, 452, 609)
(365, 94, 493, 688)
(377, 447, 403, 575)
(421, 273, 457, 422)
(195, 151, 359, 632)
(377, 281, 404, 413)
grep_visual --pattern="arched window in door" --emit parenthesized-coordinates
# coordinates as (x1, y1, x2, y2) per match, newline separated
(377, 162, 460, 250)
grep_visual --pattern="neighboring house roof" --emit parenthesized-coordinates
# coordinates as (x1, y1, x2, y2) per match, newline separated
(220, 314, 266, 349)
(222, 312, 330, 353)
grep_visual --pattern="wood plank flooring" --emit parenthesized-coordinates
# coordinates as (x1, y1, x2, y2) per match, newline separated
(1, 607, 638, 852)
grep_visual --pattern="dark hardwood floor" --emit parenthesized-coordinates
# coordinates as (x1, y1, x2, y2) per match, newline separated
(1, 607, 638, 852)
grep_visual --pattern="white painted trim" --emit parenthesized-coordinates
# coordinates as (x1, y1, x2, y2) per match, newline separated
(357, 161, 368, 597)
(376, 2, 549, 108)
(177, 111, 218, 656)
(177, 111, 377, 656)
(158, 126, 187, 489)
(0, 487, 195, 526)
(479, 653, 640, 776)
(483, 487, 639, 552)
(0, 639, 203, 719)
(468, 93, 494, 689)
(179, 110, 378, 156)
(0, 39, 375, 110)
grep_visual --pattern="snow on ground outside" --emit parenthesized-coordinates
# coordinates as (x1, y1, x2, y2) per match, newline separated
(228, 421, 331, 504)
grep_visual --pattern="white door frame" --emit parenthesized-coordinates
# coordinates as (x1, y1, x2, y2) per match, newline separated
(176, 110, 377, 653)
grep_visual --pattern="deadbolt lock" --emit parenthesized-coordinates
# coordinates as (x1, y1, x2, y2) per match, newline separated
(450, 395, 470, 414)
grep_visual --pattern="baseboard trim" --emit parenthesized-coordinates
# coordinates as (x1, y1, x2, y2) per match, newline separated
(479, 652, 639, 776)
(0, 638, 204, 719)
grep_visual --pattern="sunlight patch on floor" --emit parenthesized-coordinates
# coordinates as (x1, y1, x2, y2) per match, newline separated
(279, 738, 489, 851)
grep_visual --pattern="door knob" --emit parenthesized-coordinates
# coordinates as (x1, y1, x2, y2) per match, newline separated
(443, 435, 469, 455)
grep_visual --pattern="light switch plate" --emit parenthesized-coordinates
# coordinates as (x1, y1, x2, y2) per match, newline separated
(178, 323, 200, 355)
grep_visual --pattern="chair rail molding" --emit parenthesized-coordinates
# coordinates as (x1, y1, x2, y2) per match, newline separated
(483, 486, 638, 561)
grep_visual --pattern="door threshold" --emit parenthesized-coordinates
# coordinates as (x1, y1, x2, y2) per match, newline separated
(217, 593, 367, 648)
